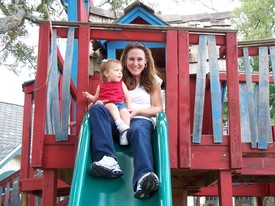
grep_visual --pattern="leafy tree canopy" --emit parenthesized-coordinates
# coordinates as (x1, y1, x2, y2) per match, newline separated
(232, 0, 275, 40)
(0, 0, 133, 75)
(0, 0, 66, 75)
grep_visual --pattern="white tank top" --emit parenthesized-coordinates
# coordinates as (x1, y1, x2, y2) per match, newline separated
(129, 76, 162, 122)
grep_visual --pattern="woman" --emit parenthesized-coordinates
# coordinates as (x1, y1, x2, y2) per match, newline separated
(89, 42, 163, 200)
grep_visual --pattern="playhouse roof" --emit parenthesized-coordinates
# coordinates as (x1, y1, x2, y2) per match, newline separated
(0, 102, 23, 164)
(89, 1, 234, 28)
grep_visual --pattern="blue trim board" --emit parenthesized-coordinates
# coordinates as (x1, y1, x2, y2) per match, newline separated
(0, 171, 16, 181)
(108, 41, 165, 49)
(100, 5, 168, 50)
(107, 41, 165, 59)
(117, 7, 168, 26)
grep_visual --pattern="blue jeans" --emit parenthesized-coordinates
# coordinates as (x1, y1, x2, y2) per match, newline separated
(89, 104, 155, 188)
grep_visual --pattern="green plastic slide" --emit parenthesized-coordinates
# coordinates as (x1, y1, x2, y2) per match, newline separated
(69, 112, 172, 206)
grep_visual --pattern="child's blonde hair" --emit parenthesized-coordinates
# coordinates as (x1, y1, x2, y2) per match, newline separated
(100, 59, 121, 82)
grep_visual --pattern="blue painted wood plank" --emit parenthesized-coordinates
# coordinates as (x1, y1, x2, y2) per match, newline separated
(270, 46, 275, 121)
(4, 182, 10, 206)
(243, 48, 258, 148)
(192, 35, 207, 143)
(258, 47, 271, 149)
(46, 52, 54, 134)
(116, 7, 168, 25)
(207, 35, 223, 143)
(239, 83, 252, 142)
(11, 175, 20, 205)
(61, 27, 75, 141)
(51, 30, 62, 141)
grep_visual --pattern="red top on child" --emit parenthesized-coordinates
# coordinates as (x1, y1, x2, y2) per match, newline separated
(98, 80, 124, 103)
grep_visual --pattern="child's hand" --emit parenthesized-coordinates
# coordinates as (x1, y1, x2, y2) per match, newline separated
(95, 99, 109, 105)
(82, 91, 97, 102)
(82, 91, 90, 99)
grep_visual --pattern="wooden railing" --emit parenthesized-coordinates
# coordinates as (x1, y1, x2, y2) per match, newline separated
(0, 170, 20, 205)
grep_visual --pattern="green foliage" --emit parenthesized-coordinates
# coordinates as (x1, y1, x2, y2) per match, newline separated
(232, 0, 275, 40)
(226, 0, 275, 124)
(108, 0, 130, 12)
(0, 0, 66, 75)
(96, 0, 131, 12)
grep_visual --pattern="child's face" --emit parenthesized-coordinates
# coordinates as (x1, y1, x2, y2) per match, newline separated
(105, 64, 123, 82)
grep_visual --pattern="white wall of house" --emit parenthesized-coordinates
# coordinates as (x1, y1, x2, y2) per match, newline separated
(0, 156, 21, 175)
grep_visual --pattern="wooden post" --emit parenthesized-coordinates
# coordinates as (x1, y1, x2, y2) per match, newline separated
(20, 87, 33, 179)
(76, 25, 90, 135)
(21, 192, 28, 206)
(32, 24, 51, 167)
(42, 170, 57, 206)
(178, 30, 191, 168)
(225, 32, 242, 169)
(218, 170, 233, 206)
(172, 187, 188, 206)
(257, 197, 263, 206)
(166, 30, 179, 169)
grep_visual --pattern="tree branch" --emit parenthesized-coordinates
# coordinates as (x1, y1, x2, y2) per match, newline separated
(0, 4, 41, 34)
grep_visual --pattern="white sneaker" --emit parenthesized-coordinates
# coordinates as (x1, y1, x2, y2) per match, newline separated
(91, 156, 123, 178)
(134, 172, 159, 200)
(119, 130, 129, 146)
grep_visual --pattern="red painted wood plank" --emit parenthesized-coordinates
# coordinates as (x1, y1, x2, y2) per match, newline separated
(238, 44, 275, 57)
(219, 72, 274, 83)
(197, 183, 267, 196)
(189, 34, 226, 46)
(242, 142, 275, 153)
(20, 178, 70, 192)
(90, 29, 166, 42)
(78, 0, 89, 22)
(89, 73, 100, 94)
(77, 25, 90, 134)
(22, 81, 35, 94)
(225, 32, 242, 169)
(218, 171, 233, 206)
(20, 92, 33, 179)
(238, 46, 263, 57)
(43, 146, 75, 168)
(191, 135, 229, 145)
(32, 24, 51, 167)
(20, 178, 42, 191)
(42, 170, 57, 206)
(236, 158, 275, 175)
(178, 30, 191, 168)
(44, 134, 76, 144)
(43, 135, 76, 168)
(191, 146, 230, 169)
(166, 30, 179, 168)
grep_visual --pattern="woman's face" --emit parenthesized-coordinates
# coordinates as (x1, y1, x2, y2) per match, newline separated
(126, 48, 147, 78)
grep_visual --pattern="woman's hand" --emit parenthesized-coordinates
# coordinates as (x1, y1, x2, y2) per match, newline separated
(128, 107, 139, 119)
